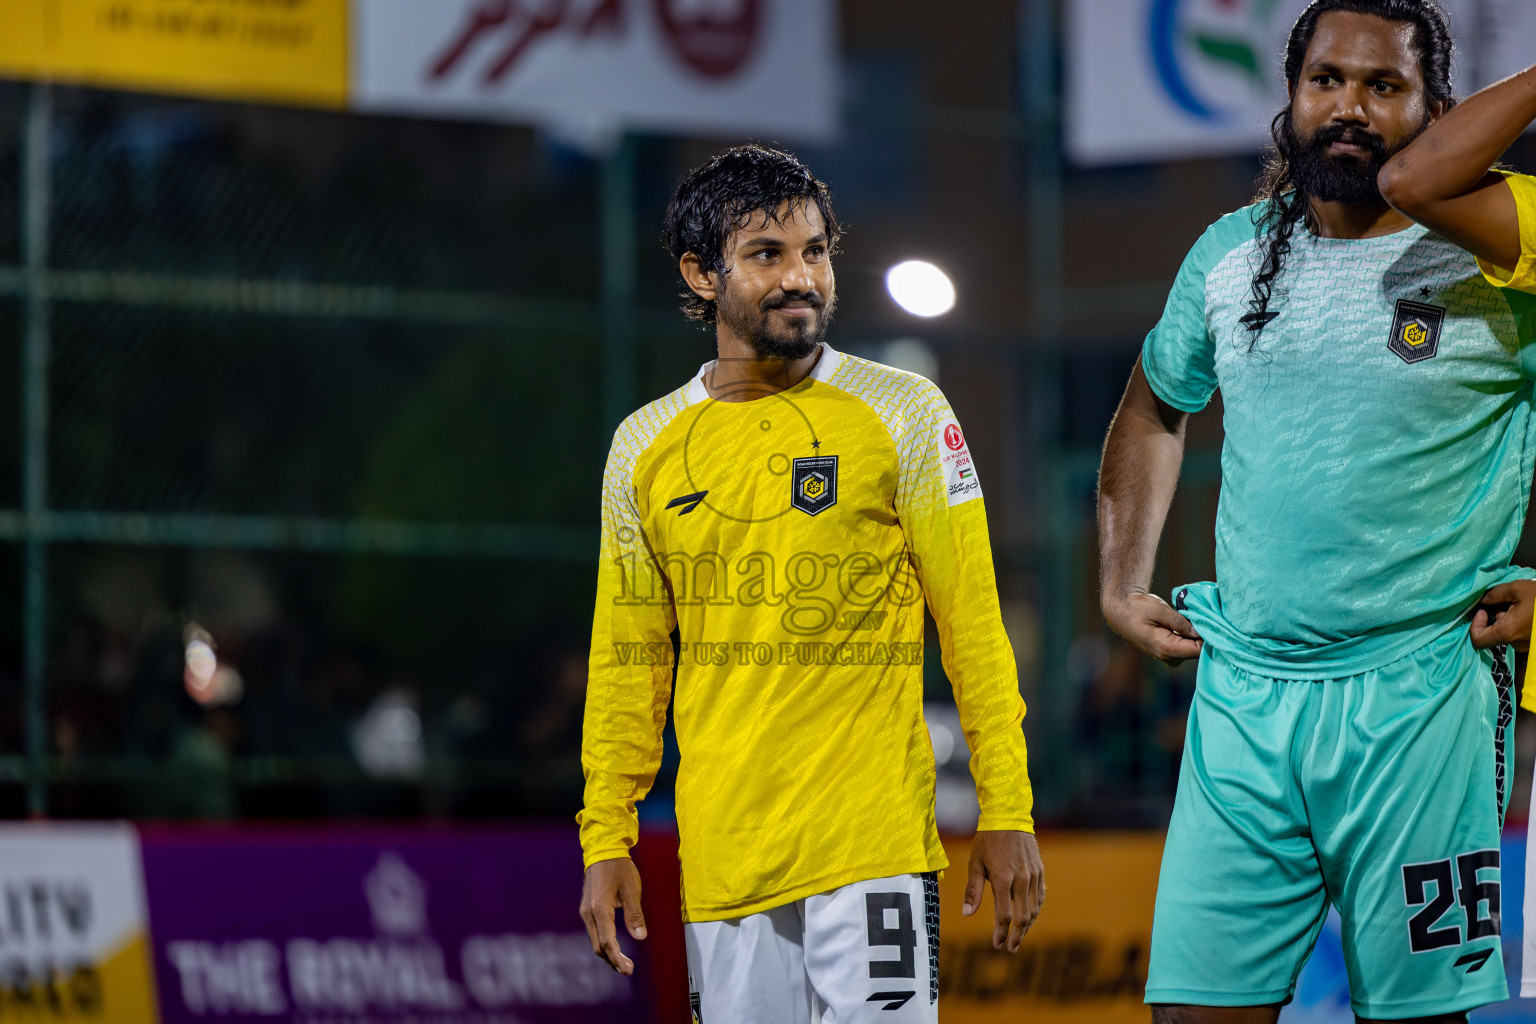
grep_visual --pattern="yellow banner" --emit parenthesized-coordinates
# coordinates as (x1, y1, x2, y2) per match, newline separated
(937, 832, 1163, 1023)
(0, 0, 347, 108)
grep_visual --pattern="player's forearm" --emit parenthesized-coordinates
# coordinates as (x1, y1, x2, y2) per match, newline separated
(578, 708, 668, 865)
(939, 614, 1034, 830)
(964, 704, 1035, 833)
(1098, 361, 1186, 606)
(578, 613, 673, 865)
(910, 502, 1036, 828)
(1381, 64, 1536, 207)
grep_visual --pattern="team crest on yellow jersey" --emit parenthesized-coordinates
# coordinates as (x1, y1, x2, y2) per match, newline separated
(1388, 298, 1444, 364)
(790, 455, 839, 515)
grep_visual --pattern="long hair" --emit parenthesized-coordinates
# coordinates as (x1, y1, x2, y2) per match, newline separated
(663, 145, 841, 325)
(1247, 0, 1456, 336)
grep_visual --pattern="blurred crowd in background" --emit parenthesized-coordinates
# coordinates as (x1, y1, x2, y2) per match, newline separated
(0, 0, 1533, 831)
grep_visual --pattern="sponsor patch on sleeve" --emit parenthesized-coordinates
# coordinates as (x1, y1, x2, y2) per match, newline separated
(938, 420, 982, 506)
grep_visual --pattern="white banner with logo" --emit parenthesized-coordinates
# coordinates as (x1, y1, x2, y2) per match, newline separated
(1066, 0, 1536, 166)
(351, 0, 838, 143)
(0, 823, 159, 1023)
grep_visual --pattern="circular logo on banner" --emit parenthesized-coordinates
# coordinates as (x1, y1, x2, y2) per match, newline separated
(943, 424, 965, 451)
(653, 0, 762, 79)
(1149, 0, 1290, 122)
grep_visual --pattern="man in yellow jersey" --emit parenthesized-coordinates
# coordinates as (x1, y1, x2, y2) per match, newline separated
(576, 145, 1043, 1021)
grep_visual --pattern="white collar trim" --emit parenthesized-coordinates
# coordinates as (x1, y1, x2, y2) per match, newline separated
(687, 342, 840, 405)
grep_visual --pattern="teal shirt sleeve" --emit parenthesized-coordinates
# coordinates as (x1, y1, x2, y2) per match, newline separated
(1142, 207, 1263, 412)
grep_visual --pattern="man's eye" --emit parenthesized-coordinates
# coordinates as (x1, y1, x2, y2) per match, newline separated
(1313, 74, 1335, 86)
(1372, 81, 1395, 94)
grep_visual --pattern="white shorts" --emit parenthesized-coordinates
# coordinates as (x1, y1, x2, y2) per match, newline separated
(684, 872, 939, 1024)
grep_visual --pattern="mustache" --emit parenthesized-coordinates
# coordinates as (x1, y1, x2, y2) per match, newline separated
(761, 290, 825, 312)
(1307, 124, 1389, 162)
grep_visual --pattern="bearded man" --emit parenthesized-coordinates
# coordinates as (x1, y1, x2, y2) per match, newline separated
(1098, 1, 1536, 1021)
(577, 145, 1043, 1022)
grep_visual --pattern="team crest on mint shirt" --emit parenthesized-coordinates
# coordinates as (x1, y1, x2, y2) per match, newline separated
(940, 421, 982, 506)
(1388, 298, 1445, 364)
(790, 455, 838, 515)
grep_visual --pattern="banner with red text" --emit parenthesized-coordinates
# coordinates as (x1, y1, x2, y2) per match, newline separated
(350, 0, 838, 142)
(0, 0, 839, 142)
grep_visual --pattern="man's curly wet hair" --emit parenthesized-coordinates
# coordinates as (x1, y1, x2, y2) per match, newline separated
(663, 145, 841, 324)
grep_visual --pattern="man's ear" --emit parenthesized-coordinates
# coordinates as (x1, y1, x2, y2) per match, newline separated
(680, 253, 717, 302)
(1427, 98, 1451, 124)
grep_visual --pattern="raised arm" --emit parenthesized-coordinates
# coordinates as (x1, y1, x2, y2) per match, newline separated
(1377, 63, 1536, 271)
(1098, 359, 1202, 665)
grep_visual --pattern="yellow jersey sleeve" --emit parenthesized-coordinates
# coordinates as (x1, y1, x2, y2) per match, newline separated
(1478, 172, 1536, 294)
(576, 410, 681, 869)
(1524, 642, 1536, 714)
(894, 384, 1035, 833)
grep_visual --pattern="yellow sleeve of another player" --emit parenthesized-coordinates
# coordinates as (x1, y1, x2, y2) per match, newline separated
(1479, 172, 1536, 294)
(1524, 647, 1536, 714)
(576, 430, 677, 868)
(896, 384, 1035, 833)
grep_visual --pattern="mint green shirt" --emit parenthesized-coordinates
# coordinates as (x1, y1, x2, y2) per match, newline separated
(1143, 203, 1536, 675)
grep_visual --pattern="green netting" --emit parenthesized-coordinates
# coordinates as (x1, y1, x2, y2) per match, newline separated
(46, 88, 603, 297)
(0, 300, 18, 509)
(0, 81, 640, 818)
(49, 302, 604, 520)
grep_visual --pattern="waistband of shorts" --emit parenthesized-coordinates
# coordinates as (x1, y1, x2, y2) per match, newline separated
(1172, 581, 1470, 680)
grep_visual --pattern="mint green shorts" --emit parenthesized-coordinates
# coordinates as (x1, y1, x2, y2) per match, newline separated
(1146, 626, 1513, 1019)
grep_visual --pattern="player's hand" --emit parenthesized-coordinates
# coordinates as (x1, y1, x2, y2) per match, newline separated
(1102, 589, 1203, 666)
(961, 830, 1044, 953)
(579, 856, 646, 975)
(1470, 579, 1536, 652)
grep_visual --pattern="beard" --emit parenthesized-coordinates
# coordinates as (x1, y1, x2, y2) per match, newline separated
(715, 281, 837, 361)
(1287, 117, 1423, 204)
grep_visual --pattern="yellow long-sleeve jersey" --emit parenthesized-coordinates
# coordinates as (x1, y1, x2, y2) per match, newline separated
(577, 343, 1034, 922)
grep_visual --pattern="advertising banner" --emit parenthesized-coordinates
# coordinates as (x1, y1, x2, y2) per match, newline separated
(0, 0, 838, 141)
(0, 0, 348, 108)
(935, 832, 1159, 1023)
(1065, 0, 1536, 166)
(349, 0, 838, 141)
(934, 831, 1533, 1022)
(139, 827, 648, 1024)
(0, 823, 160, 1023)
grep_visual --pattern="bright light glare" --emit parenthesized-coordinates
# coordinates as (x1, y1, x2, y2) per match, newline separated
(886, 261, 956, 317)
(183, 630, 244, 706)
(185, 639, 217, 690)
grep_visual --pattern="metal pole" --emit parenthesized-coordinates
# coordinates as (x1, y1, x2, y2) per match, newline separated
(1021, 0, 1071, 805)
(1024, 0, 1064, 338)
(20, 84, 51, 817)
(601, 135, 638, 435)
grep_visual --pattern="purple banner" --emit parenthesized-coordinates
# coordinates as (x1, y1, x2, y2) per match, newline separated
(140, 826, 651, 1024)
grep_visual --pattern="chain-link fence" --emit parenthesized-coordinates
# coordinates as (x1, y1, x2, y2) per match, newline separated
(0, 80, 654, 819)
(11, 58, 1497, 827)
(0, 72, 1235, 827)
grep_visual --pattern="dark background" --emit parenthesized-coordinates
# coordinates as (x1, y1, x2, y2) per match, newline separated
(0, 0, 1532, 830)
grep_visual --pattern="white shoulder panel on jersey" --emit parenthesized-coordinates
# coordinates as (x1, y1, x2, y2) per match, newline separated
(820, 346, 983, 509)
(605, 381, 704, 521)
